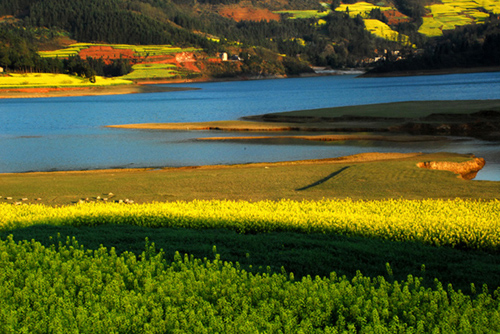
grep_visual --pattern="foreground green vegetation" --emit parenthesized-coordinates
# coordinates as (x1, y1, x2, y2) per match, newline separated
(1, 153, 499, 331)
(1, 235, 499, 333)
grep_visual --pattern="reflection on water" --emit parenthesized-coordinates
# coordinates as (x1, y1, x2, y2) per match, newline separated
(1, 72, 499, 180)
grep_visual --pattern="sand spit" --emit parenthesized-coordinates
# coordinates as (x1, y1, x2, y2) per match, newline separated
(197, 134, 446, 143)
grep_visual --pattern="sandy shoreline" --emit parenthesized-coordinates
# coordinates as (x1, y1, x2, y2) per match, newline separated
(2, 152, 425, 176)
(0, 83, 198, 99)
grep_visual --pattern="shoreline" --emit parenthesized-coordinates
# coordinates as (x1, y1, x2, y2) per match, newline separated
(2, 66, 500, 98)
(0, 152, 424, 176)
(0, 82, 199, 99)
(362, 66, 500, 78)
(0, 152, 494, 207)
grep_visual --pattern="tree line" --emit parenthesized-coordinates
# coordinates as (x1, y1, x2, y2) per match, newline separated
(368, 15, 500, 74)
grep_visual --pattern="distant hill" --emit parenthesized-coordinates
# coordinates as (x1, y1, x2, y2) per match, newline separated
(1, 0, 499, 77)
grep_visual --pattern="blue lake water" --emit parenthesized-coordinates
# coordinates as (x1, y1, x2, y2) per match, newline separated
(1, 72, 500, 181)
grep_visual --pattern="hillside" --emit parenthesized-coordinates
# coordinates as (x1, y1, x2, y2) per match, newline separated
(0, 0, 499, 80)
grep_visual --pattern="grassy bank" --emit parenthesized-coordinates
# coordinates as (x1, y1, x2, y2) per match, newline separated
(257, 100, 500, 119)
(1, 153, 498, 206)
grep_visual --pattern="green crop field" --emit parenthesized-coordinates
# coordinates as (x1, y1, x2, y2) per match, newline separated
(122, 63, 179, 80)
(273, 9, 330, 19)
(1, 198, 500, 332)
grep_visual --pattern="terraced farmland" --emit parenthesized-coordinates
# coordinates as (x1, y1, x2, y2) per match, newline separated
(39, 43, 199, 60)
(419, 0, 500, 36)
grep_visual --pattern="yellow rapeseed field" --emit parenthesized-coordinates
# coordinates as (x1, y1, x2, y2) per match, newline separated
(418, 0, 498, 36)
(336, 2, 393, 17)
(363, 19, 411, 44)
(2, 199, 499, 250)
(0, 73, 132, 88)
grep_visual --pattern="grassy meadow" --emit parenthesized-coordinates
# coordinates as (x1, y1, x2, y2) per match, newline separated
(121, 63, 178, 80)
(266, 99, 500, 118)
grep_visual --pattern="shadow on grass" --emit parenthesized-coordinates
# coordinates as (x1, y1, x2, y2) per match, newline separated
(2, 224, 500, 293)
(296, 167, 349, 191)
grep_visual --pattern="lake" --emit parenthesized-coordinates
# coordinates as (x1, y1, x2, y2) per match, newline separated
(1, 72, 500, 180)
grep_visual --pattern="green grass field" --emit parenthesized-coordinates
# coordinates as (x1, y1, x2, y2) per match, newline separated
(268, 99, 500, 118)
(122, 63, 178, 80)
(273, 9, 330, 19)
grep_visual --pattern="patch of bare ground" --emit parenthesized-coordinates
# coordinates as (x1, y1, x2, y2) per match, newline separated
(218, 5, 281, 21)
(417, 158, 486, 180)
(0, 85, 195, 99)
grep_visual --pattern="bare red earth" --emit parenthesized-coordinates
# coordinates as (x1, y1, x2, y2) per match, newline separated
(218, 6, 281, 22)
(383, 10, 410, 25)
(79, 46, 136, 64)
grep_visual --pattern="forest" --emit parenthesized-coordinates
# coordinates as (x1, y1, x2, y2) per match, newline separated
(1, 0, 499, 76)
(369, 15, 500, 74)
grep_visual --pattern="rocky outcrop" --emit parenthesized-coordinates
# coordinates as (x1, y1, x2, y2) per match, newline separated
(417, 158, 486, 180)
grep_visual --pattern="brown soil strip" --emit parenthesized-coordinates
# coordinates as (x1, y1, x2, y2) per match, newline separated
(197, 134, 446, 143)
(4, 152, 425, 176)
(0, 84, 196, 99)
(218, 6, 281, 22)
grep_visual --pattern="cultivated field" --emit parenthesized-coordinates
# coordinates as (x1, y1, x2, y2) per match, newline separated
(39, 43, 198, 59)
(419, 0, 500, 36)
(0, 73, 132, 88)
(121, 63, 178, 80)
(363, 19, 411, 44)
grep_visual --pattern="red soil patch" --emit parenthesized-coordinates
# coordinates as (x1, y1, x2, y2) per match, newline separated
(135, 52, 203, 73)
(383, 10, 410, 25)
(79, 46, 136, 64)
(219, 6, 280, 22)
